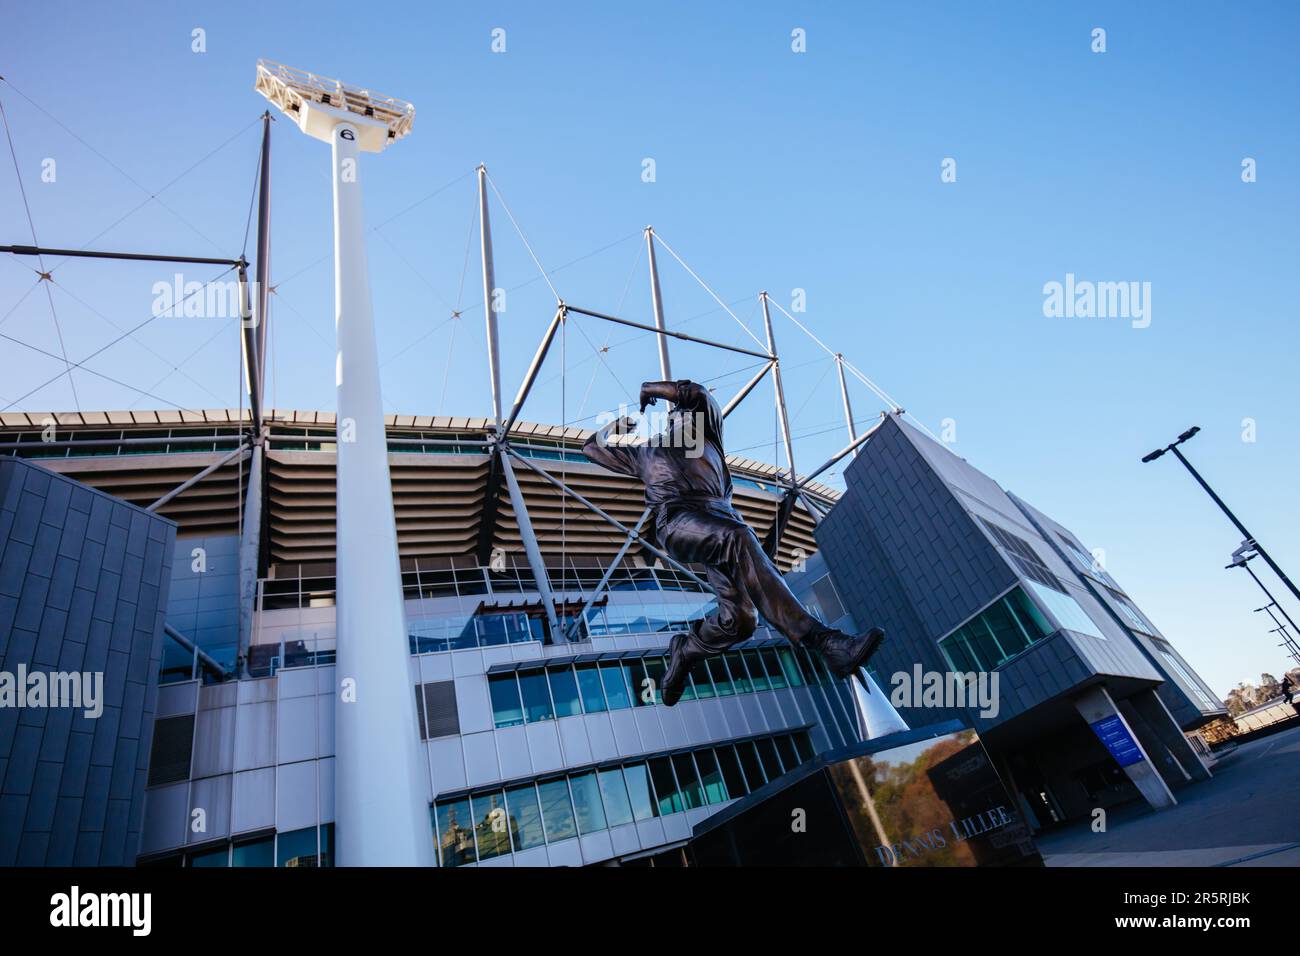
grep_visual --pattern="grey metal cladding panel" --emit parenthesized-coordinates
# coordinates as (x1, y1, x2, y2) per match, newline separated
(821, 418, 1015, 650)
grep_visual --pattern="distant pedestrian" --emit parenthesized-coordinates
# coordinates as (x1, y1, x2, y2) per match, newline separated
(1281, 676, 1300, 718)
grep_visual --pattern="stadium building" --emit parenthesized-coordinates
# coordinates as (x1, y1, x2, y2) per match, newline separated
(0, 62, 1227, 867)
(0, 409, 862, 866)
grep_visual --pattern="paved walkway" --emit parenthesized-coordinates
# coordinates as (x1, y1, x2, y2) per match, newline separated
(1038, 724, 1300, 867)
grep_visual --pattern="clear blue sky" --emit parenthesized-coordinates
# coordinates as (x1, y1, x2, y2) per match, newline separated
(2, 1, 1297, 698)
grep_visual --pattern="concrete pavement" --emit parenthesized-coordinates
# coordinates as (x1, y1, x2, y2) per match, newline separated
(1037, 724, 1300, 867)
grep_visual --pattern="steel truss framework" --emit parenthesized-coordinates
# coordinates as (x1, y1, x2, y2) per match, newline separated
(1, 112, 897, 662)
(475, 172, 894, 645)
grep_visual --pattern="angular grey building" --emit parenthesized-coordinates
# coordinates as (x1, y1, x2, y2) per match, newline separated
(0, 456, 175, 865)
(809, 414, 1224, 829)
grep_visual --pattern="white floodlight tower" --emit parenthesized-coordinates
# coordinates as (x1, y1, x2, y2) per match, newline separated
(255, 60, 432, 867)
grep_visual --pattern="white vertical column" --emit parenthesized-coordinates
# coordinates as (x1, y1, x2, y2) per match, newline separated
(645, 227, 672, 381)
(331, 122, 434, 867)
(478, 165, 503, 423)
(835, 353, 859, 459)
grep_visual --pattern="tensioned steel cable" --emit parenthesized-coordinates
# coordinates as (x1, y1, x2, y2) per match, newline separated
(0, 88, 80, 410)
(1, 266, 238, 412)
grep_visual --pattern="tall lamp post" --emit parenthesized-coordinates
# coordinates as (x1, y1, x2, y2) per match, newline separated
(255, 61, 432, 867)
(1227, 545, 1300, 666)
(1142, 426, 1300, 606)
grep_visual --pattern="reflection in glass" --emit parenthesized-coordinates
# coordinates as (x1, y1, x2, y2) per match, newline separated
(436, 798, 476, 867)
(598, 768, 635, 827)
(575, 664, 607, 713)
(599, 661, 632, 709)
(569, 771, 608, 835)
(472, 790, 511, 860)
(672, 753, 705, 809)
(518, 669, 554, 723)
(537, 778, 577, 842)
(623, 763, 658, 820)
(724, 652, 752, 694)
(706, 656, 734, 696)
(488, 673, 524, 728)
(276, 826, 318, 867)
(548, 666, 582, 717)
(742, 650, 770, 691)
(689, 659, 716, 698)
(649, 757, 683, 815)
(505, 784, 546, 852)
(760, 648, 788, 689)
(695, 748, 729, 804)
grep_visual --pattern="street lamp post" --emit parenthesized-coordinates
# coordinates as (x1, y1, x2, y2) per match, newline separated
(1143, 426, 1300, 607)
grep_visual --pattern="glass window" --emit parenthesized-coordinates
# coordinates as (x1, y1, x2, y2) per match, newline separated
(756, 737, 784, 778)
(1028, 581, 1105, 639)
(983, 599, 1028, 659)
(724, 652, 753, 694)
(187, 846, 228, 867)
(488, 674, 524, 728)
(472, 790, 511, 860)
(575, 663, 607, 713)
(792, 732, 815, 763)
(518, 669, 555, 723)
(599, 661, 632, 710)
(760, 648, 789, 689)
(569, 771, 609, 835)
(436, 798, 476, 867)
(648, 757, 683, 815)
(695, 749, 728, 804)
(597, 768, 635, 827)
(689, 660, 716, 698)
(776, 647, 806, 687)
(625, 657, 651, 706)
(672, 754, 705, 809)
(774, 734, 799, 771)
(547, 666, 582, 717)
(643, 657, 667, 705)
(742, 650, 770, 691)
(622, 763, 658, 820)
(319, 823, 334, 868)
(705, 656, 734, 696)
(537, 778, 577, 842)
(231, 836, 273, 867)
(1006, 586, 1053, 639)
(736, 740, 766, 787)
(715, 745, 749, 798)
(505, 784, 546, 852)
(277, 826, 318, 867)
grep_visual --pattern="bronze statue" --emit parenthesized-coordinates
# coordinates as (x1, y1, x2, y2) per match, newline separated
(583, 379, 884, 706)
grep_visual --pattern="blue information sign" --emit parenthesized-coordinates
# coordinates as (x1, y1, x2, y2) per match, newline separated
(1089, 715, 1144, 767)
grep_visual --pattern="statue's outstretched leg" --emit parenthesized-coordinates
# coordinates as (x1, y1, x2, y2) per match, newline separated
(661, 566, 755, 706)
(728, 523, 887, 692)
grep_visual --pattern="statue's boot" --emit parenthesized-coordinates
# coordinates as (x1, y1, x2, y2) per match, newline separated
(806, 626, 886, 693)
(661, 633, 702, 707)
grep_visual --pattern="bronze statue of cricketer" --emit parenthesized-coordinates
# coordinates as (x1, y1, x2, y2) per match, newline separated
(583, 379, 885, 706)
